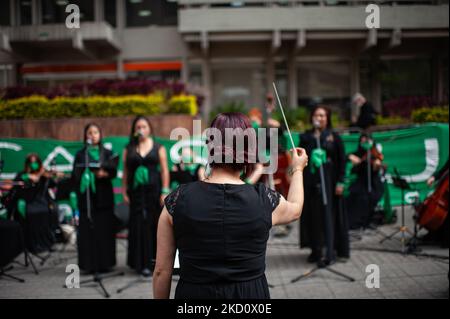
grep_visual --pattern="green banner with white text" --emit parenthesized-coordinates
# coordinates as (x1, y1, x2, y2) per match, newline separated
(0, 123, 448, 207)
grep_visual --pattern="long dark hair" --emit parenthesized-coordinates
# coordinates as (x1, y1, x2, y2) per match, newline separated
(206, 112, 257, 176)
(127, 116, 154, 148)
(83, 122, 103, 146)
(310, 105, 333, 130)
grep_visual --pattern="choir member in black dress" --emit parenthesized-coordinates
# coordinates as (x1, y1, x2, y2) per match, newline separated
(72, 123, 118, 273)
(122, 116, 170, 277)
(153, 112, 308, 299)
(10, 154, 61, 254)
(299, 106, 350, 264)
(346, 133, 385, 230)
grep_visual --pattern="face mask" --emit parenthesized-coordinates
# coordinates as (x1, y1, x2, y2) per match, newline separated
(30, 161, 40, 171)
(361, 141, 373, 151)
(182, 154, 193, 163)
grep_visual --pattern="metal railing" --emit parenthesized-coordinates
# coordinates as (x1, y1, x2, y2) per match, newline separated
(0, 21, 119, 47)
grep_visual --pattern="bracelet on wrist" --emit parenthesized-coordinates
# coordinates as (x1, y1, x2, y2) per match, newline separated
(161, 187, 170, 195)
(288, 166, 303, 176)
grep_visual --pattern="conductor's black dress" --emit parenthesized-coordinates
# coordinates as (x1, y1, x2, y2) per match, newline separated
(126, 142, 162, 272)
(164, 181, 281, 299)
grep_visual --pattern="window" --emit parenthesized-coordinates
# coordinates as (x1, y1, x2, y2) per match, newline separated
(0, 1, 10, 26)
(126, 0, 177, 27)
(104, 0, 117, 27)
(41, 0, 94, 24)
(212, 64, 266, 110)
(18, 0, 32, 25)
(297, 61, 351, 118)
(41, 0, 67, 24)
(72, 0, 94, 22)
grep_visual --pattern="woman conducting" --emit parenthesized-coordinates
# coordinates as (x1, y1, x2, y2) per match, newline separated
(153, 112, 308, 299)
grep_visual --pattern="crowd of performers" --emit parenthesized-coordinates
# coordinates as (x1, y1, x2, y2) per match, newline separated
(1, 99, 448, 277)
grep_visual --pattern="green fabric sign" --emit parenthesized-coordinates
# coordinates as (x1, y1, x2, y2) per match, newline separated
(0, 123, 448, 207)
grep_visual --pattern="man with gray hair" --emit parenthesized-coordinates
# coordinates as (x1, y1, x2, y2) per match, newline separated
(351, 93, 377, 130)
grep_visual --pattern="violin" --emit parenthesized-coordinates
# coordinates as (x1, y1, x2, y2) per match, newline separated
(360, 143, 384, 163)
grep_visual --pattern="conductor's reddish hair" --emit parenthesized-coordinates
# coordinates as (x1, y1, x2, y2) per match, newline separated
(206, 112, 257, 176)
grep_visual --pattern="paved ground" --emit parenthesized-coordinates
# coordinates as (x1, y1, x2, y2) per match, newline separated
(0, 206, 448, 299)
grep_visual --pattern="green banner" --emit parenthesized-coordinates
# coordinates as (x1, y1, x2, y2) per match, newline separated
(0, 123, 448, 207)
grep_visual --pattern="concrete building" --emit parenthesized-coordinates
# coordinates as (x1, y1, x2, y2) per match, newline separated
(0, 0, 448, 119)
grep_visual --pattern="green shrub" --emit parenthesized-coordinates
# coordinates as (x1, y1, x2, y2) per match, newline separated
(376, 115, 411, 125)
(411, 106, 449, 123)
(0, 94, 198, 119)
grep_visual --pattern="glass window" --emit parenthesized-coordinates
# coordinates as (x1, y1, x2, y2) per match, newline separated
(73, 0, 94, 22)
(41, 0, 67, 24)
(104, 0, 117, 27)
(18, 0, 32, 25)
(0, 1, 10, 26)
(212, 64, 266, 110)
(297, 61, 351, 118)
(161, 0, 178, 26)
(41, 0, 94, 24)
(126, 0, 177, 27)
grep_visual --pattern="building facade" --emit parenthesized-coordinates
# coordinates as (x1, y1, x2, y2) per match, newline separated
(0, 0, 448, 119)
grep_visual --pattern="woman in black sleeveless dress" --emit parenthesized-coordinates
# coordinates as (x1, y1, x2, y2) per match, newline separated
(72, 123, 118, 273)
(122, 116, 170, 276)
(153, 112, 308, 299)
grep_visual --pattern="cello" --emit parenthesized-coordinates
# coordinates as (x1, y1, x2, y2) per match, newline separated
(416, 169, 449, 231)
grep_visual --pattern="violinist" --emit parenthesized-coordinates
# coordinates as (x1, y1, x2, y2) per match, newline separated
(9, 153, 63, 254)
(346, 133, 385, 231)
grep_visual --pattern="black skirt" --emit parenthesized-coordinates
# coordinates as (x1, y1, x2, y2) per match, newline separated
(127, 187, 161, 272)
(174, 275, 270, 299)
(77, 208, 116, 272)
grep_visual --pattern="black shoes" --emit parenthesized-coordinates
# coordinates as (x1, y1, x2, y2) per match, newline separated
(141, 268, 152, 278)
(307, 253, 321, 263)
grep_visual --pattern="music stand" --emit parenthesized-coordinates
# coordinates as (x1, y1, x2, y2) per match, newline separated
(378, 175, 415, 253)
(64, 148, 124, 298)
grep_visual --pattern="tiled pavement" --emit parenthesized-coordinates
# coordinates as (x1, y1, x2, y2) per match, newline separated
(0, 206, 448, 299)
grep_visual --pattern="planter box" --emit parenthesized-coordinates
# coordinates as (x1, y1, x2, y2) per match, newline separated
(0, 114, 196, 141)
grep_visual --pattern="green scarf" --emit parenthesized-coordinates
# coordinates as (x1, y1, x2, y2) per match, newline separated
(69, 191, 78, 211)
(88, 146, 100, 161)
(133, 165, 150, 189)
(361, 141, 373, 151)
(17, 199, 26, 218)
(0, 207, 7, 220)
(80, 168, 96, 194)
(251, 120, 261, 130)
(310, 148, 327, 174)
(343, 161, 358, 197)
